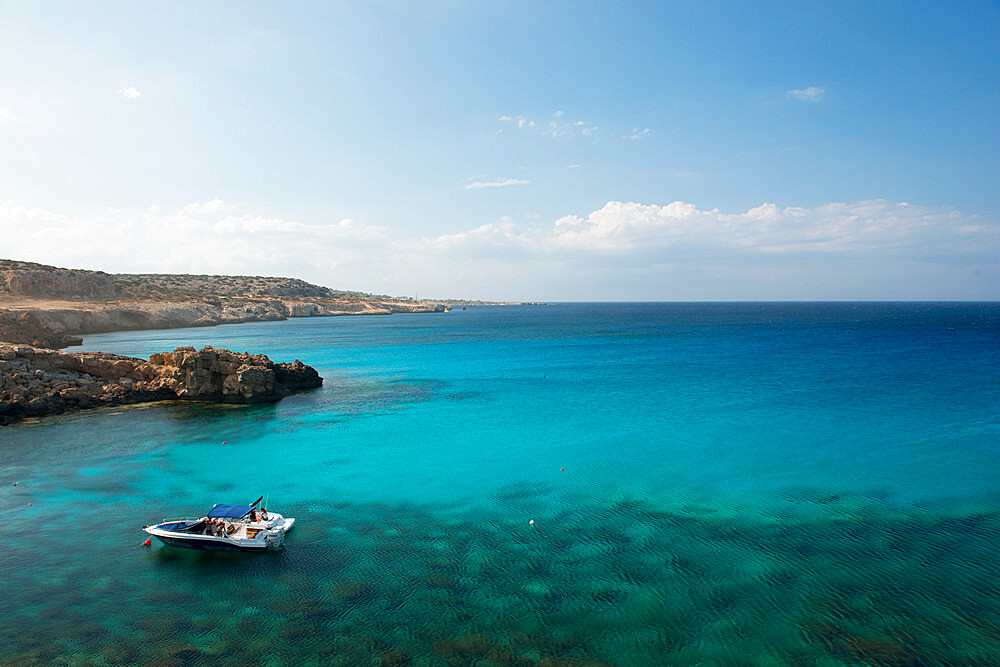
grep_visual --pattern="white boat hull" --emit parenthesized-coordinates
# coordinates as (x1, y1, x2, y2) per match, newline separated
(144, 513, 295, 552)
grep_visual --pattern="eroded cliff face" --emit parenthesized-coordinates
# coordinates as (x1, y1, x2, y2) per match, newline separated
(0, 344, 322, 425)
(0, 311, 82, 349)
(20, 298, 445, 337)
(1, 268, 118, 299)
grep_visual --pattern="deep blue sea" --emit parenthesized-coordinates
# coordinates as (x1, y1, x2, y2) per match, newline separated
(2, 303, 999, 664)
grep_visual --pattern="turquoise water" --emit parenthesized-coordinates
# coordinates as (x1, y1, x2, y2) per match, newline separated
(2, 303, 999, 664)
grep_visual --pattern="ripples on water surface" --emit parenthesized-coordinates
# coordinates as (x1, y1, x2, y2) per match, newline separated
(2, 303, 999, 664)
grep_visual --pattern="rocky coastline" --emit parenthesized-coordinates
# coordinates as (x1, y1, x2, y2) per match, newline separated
(0, 344, 322, 426)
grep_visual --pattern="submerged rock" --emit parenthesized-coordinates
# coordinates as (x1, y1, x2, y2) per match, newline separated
(0, 343, 323, 425)
(377, 649, 413, 666)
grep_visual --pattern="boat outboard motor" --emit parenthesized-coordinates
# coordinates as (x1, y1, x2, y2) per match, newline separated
(265, 529, 283, 549)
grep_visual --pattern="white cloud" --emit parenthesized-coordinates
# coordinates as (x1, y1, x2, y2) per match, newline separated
(0, 198, 386, 280)
(429, 199, 998, 259)
(623, 127, 652, 140)
(1, 197, 995, 300)
(180, 198, 237, 215)
(117, 86, 142, 100)
(430, 220, 528, 251)
(787, 86, 825, 102)
(567, 164, 581, 169)
(0, 106, 19, 122)
(465, 177, 530, 190)
(420, 200, 999, 299)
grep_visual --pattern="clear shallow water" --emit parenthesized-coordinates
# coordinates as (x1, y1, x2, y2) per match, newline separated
(2, 303, 999, 664)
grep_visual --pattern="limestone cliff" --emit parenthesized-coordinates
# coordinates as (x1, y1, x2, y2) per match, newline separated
(22, 297, 445, 337)
(0, 259, 451, 344)
(0, 344, 323, 425)
(1, 264, 118, 299)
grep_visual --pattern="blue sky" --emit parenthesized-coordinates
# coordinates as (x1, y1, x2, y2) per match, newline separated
(1, 1, 998, 299)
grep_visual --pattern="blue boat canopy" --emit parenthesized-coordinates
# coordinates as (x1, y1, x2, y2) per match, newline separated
(207, 504, 252, 519)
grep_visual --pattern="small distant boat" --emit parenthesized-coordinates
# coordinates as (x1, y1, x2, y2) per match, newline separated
(143, 496, 295, 552)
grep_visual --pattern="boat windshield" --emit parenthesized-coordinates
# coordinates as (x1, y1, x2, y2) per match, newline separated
(206, 504, 252, 519)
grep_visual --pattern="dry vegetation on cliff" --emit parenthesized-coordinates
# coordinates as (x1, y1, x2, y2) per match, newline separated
(1, 259, 389, 301)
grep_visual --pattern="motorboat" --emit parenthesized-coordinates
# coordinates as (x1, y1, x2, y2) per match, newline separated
(143, 497, 295, 552)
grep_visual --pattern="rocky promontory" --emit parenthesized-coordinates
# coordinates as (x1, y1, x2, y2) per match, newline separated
(0, 344, 322, 425)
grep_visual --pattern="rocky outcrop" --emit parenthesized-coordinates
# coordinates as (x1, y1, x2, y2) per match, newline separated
(146, 346, 322, 401)
(0, 311, 82, 349)
(0, 344, 323, 425)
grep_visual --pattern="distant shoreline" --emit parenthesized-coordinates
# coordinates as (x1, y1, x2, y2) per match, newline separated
(2, 298, 545, 343)
(0, 258, 541, 347)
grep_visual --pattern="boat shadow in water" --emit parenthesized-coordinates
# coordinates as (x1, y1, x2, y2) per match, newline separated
(149, 545, 291, 574)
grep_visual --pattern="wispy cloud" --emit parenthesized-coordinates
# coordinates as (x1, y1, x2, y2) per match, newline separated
(550, 116, 599, 138)
(623, 127, 652, 140)
(499, 115, 536, 129)
(0, 106, 19, 122)
(465, 177, 530, 190)
(117, 86, 142, 100)
(499, 111, 598, 138)
(787, 86, 825, 102)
